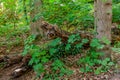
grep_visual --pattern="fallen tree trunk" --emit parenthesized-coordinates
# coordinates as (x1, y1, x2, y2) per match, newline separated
(0, 54, 31, 78)
(10, 54, 31, 78)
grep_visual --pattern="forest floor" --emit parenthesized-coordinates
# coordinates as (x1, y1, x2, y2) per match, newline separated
(0, 45, 120, 80)
(0, 31, 120, 80)
(0, 46, 35, 80)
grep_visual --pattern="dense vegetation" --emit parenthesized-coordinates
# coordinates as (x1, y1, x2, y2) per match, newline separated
(0, 0, 120, 79)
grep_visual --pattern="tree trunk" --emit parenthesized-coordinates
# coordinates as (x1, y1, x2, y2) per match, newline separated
(23, 0, 29, 25)
(94, 0, 112, 57)
(30, 0, 43, 37)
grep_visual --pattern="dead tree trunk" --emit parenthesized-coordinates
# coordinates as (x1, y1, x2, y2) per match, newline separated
(94, 0, 112, 57)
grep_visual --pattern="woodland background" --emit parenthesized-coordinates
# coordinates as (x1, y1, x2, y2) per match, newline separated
(0, 0, 120, 80)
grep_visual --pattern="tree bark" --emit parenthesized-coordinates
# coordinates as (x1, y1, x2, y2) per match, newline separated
(94, 0, 112, 57)
(23, 0, 29, 25)
(30, 0, 43, 37)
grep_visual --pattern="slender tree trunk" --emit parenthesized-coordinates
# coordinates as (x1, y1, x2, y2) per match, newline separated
(23, 0, 28, 25)
(30, 0, 43, 37)
(94, 0, 112, 57)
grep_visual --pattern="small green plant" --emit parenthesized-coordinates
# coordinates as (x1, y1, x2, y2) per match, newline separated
(29, 48, 49, 76)
(77, 38, 114, 74)
(114, 41, 120, 48)
(47, 34, 89, 59)
(22, 33, 89, 78)
(23, 34, 114, 78)
(43, 59, 73, 79)
(22, 34, 36, 55)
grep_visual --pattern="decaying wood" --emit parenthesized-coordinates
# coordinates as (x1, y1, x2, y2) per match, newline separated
(40, 21, 120, 46)
(41, 21, 93, 43)
(10, 58, 31, 78)
(4, 54, 23, 67)
(0, 54, 22, 67)
(0, 54, 31, 78)
(10, 65, 30, 78)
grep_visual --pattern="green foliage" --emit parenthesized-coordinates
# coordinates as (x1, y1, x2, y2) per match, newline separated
(22, 33, 90, 78)
(113, 3, 120, 23)
(112, 48, 120, 54)
(22, 34, 36, 55)
(42, 0, 94, 29)
(0, 0, 120, 37)
(114, 41, 120, 48)
(23, 34, 76, 78)
(47, 34, 89, 58)
(30, 49, 49, 76)
(51, 59, 73, 76)
(77, 38, 114, 74)
(23, 35, 49, 76)
(68, 33, 80, 43)
(23, 32, 114, 77)
(43, 59, 73, 79)
(112, 41, 120, 53)
(90, 38, 104, 49)
(23, 32, 114, 78)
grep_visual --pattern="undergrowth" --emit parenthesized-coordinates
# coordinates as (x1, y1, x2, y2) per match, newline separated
(22, 34, 114, 79)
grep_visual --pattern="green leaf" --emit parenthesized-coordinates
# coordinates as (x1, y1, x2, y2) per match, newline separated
(108, 62, 114, 66)
(52, 59, 64, 68)
(90, 38, 100, 47)
(90, 38, 104, 49)
(112, 48, 120, 53)
(41, 56, 49, 63)
(101, 37, 111, 45)
(102, 58, 110, 66)
(68, 34, 80, 43)
(65, 44, 71, 51)
(33, 63, 45, 74)
(29, 57, 35, 65)
(52, 66, 59, 71)
(49, 38, 61, 47)
(49, 48, 57, 55)
(76, 43, 83, 48)
(85, 66, 91, 72)
(39, 50, 47, 56)
(80, 68, 85, 72)
(68, 34, 76, 43)
(94, 67, 102, 75)
(82, 38, 89, 44)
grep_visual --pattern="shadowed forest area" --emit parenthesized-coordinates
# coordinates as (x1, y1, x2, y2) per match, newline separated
(0, 0, 120, 80)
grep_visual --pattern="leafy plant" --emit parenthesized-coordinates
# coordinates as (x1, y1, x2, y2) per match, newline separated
(22, 34, 36, 55)
(47, 34, 89, 59)
(77, 38, 114, 74)
(22, 33, 90, 78)
(42, 0, 94, 30)
(43, 59, 73, 80)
